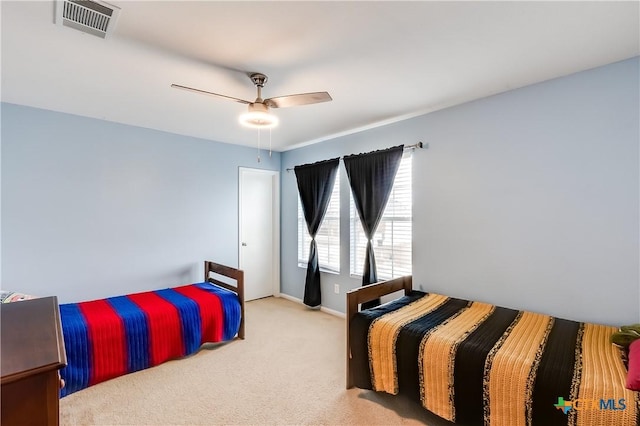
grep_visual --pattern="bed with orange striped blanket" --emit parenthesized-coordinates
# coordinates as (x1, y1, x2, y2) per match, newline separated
(347, 277, 638, 426)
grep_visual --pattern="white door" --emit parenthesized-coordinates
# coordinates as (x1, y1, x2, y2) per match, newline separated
(239, 168, 280, 301)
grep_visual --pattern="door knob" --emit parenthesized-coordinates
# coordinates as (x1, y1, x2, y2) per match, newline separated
(241, 242, 247, 246)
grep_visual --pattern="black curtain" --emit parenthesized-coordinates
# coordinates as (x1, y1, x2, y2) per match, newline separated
(294, 158, 340, 307)
(343, 145, 404, 309)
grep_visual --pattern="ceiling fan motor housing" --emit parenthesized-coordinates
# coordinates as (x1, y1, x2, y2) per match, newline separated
(248, 102, 269, 113)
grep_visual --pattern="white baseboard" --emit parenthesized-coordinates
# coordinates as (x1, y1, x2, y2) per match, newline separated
(277, 293, 300, 304)
(321, 305, 346, 318)
(278, 293, 346, 319)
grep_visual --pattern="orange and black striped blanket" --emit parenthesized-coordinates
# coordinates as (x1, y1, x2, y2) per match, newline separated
(350, 291, 638, 426)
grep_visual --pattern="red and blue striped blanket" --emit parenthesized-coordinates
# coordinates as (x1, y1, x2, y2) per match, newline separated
(59, 282, 241, 397)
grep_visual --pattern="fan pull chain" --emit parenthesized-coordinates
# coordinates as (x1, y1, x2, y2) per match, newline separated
(257, 128, 261, 163)
(269, 128, 272, 158)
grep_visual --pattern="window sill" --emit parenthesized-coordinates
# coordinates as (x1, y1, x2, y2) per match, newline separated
(297, 263, 340, 275)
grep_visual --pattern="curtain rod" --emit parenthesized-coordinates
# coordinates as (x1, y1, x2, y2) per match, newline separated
(286, 141, 426, 172)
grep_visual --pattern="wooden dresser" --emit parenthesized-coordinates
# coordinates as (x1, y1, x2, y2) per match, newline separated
(1, 296, 67, 426)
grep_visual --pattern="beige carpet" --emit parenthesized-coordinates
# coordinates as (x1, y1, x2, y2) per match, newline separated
(60, 297, 452, 425)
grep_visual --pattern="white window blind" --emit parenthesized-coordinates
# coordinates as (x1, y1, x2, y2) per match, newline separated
(297, 174, 340, 273)
(350, 153, 412, 280)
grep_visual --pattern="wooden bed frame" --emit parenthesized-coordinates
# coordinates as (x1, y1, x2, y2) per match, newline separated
(204, 260, 245, 340)
(345, 276, 639, 425)
(345, 275, 412, 389)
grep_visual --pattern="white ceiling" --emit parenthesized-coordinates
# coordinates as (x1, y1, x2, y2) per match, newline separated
(2, 1, 638, 152)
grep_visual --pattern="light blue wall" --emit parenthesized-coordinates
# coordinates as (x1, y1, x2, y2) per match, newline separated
(281, 57, 640, 326)
(1, 103, 280, 303)
(2, 58, 638, 325)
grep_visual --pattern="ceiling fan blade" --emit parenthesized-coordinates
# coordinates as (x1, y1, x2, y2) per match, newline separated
(265, 92, 332, 108)
(171, 84, 251, 105)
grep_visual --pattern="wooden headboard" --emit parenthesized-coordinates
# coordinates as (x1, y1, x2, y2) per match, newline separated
(204, 261, 245, 340)
(345, 275, 412, 388)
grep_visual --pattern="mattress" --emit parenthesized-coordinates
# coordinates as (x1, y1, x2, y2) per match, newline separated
(350, 291, 638, 426)
(59, 282, 241, 397)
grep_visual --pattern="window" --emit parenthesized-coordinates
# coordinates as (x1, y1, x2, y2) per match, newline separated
(350, 153, 412, 280)
(297, 174, 340, 273)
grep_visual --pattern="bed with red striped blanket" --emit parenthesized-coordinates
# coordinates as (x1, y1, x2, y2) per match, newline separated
(59, 261, 244, 397)
(347, 276, 638, 426)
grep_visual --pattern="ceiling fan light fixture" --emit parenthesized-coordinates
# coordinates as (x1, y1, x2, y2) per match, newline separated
(239, 111, 279, 128)
(239, 103, 279, 129)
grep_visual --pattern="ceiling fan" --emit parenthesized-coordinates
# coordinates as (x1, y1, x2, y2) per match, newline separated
(171, 73, 332, 129)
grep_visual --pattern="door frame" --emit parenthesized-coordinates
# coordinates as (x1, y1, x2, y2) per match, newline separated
(238, 167, 280, 298)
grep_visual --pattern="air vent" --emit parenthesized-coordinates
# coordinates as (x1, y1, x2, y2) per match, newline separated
(55, 0, 120, 39)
